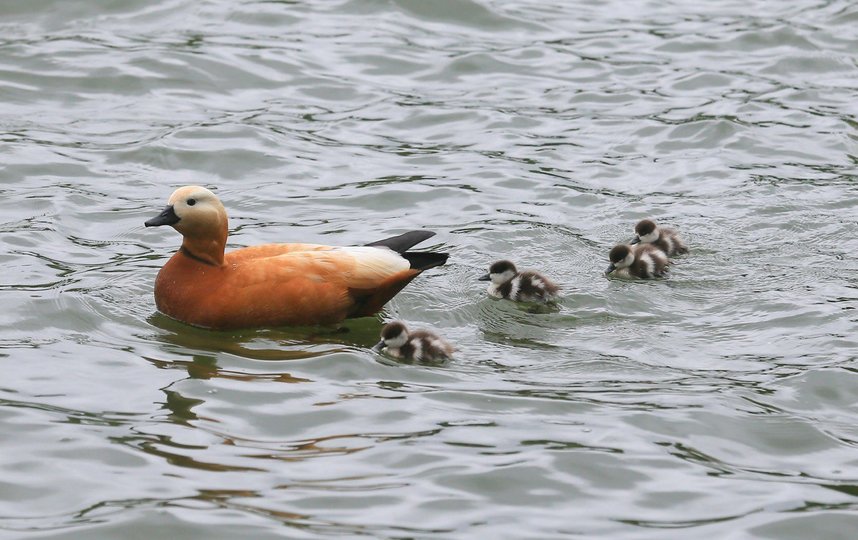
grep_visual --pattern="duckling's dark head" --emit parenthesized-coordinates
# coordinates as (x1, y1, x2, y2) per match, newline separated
(632, 219, 658, 244)
(479, 260, 518, 284)
(381, 321, 407, 340)
(377, 321, 409, 350)
(606, 245, 634, 274)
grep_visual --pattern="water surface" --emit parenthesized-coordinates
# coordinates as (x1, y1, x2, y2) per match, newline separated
(3, 0, 858, 538)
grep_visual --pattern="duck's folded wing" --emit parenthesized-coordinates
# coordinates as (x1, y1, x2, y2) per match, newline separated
(212, 246, 422, 325)
(231, 246, 413, 291)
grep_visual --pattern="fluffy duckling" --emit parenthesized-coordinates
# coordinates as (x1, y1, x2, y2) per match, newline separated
(479, 260, 560, 302)
(373, 321, 454, 363)
(144, 186, 448, 329)
(631, 219, 688, 256)
(605, 244, 668, 279)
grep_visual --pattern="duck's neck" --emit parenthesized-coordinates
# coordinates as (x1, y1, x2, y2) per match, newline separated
(180, 223, 227, 267)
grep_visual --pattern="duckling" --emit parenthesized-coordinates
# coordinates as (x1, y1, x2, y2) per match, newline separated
(605, 244, 668, 279)
(478, 260, 560, 302)
(373, 321, 454, 363)
(631, 219, 688, 256)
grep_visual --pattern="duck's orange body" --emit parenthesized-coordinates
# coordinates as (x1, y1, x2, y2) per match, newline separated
(145, 187, 447, 330)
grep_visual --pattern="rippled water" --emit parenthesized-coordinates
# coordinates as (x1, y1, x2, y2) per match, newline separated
(3, 0, 858, 538)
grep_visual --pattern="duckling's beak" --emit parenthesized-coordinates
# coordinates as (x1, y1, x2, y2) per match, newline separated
(630, 237, 641, 245)
(371, 340, 385, 352)
(605, 263, 616, 275)
(145, 205, 180, 227)
(478, 274, 491, 281)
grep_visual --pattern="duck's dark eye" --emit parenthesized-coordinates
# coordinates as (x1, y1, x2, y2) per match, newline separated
(187, 198, 196, 206)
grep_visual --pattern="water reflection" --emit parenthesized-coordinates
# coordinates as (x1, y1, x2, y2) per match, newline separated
(146, 311, 385, 362)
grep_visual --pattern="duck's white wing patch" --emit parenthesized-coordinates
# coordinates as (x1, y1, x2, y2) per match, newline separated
(411, 339, 424, 362)
(640, 252, 654, 277)
(335, 246, 412, 288)
(509, 276, 522, 301)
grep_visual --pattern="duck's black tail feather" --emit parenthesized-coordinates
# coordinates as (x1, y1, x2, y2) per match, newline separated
(402, 252, 449, 271)
(365, 230, 448, 270)
(365, 231, 436, 253)
(347, 232, 447, 318)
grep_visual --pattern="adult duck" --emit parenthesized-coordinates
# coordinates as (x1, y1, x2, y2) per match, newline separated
(144, 186, 448, 329)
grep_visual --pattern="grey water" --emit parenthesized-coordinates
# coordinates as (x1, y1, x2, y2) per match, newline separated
(2, 0, 858, 538)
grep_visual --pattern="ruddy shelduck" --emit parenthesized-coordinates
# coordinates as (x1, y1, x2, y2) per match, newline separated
(144, 186, 448, 329)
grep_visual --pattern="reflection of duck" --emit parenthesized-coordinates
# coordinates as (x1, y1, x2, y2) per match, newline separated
(373, 321, 454, 363)
(478, 260, 560, 303)
(144, 186, 448, 329)
(147, 310, 383, 366)
(605, 244, 668, 279)
(631, 219, 688, 256)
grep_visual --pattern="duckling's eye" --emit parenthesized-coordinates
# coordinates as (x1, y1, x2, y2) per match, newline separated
(187, 198, 196, 206)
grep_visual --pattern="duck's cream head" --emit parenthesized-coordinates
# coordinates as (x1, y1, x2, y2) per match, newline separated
(145, 186, 228, 266)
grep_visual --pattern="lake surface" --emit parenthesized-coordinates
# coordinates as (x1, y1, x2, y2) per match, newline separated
(3, 0, 858, 538)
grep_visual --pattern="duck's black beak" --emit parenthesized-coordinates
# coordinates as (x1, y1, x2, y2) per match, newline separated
(605, 263, 616, 275)
(145, 205, 180, 227)
(478, 274, 491, 281)
(371, 340, 385, 353)
(630, 237, 641, 245)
